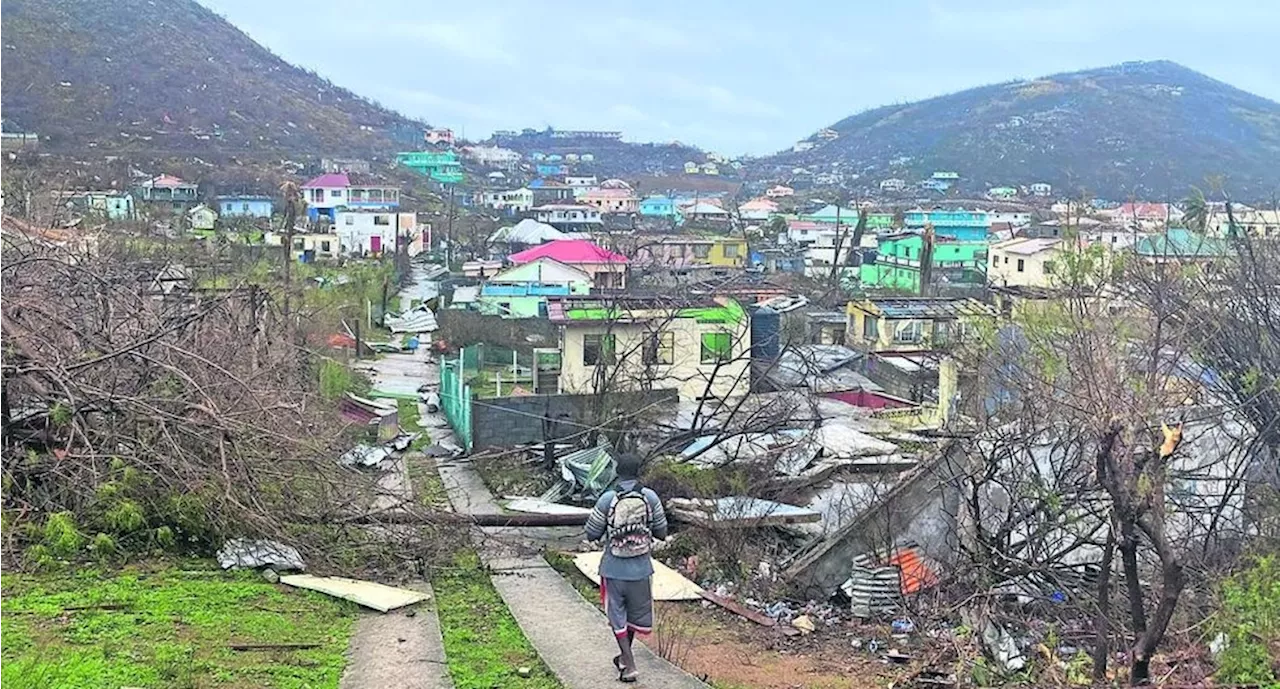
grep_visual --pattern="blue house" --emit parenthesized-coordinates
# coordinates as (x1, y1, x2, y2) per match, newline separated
(216, 195, 274, 219)
(639, 195, 677, 218)
(536, 163, 568, 176)
(904, 207, 990, 241)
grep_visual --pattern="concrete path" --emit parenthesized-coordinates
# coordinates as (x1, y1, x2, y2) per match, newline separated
(431, 449, 707, 689)
(339, 582, 453, 689)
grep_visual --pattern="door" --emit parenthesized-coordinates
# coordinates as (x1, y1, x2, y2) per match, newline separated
(370, 235, 381, 253)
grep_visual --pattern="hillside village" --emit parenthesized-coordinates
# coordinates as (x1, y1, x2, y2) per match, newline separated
(5, 113, 1279, 687)
(2, 4, 1279, 688)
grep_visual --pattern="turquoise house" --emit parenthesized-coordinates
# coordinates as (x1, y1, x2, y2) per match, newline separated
(859, 232, 988, 291)
(904, 208, 990, 241)
(216, 195, 274, 219)
(397, 151, 464, 184)
(640, 195, 677, 218)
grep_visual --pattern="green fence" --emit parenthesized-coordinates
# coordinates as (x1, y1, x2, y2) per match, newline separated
(439, 357, 473, 451)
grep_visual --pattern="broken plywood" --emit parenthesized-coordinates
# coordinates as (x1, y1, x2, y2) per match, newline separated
(667, 496, 821, 528)
(572, 551, 703, 601)
(504, 497, 592, 516)
(279, 574, 429, 612)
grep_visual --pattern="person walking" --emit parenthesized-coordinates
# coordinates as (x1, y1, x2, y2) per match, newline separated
(584, 453, 668, 683)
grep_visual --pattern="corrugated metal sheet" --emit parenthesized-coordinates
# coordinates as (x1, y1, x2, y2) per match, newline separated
(842, 553, 902, 617)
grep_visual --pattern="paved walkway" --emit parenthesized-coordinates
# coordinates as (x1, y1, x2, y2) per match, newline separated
(340, 582, 453, 689)
(429, 433, 707, 688)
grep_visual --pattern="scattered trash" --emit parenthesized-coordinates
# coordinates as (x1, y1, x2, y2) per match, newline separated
(792, 615, 817, 634)
(851, 638, 864, 650)
(422, 391, 440, 413)
(885, 648, 912, 664)
(261, 569, 280, 584)
(842, 553, 902, 617)
(279, 574, 429, 613)
(699, 589, 777, 628)
(384, 305, 438, 334)
(541, 438, 617, 502)
(216, 539, 306, 572)
(981, 621, 1027, 671)
(517, 667, 532, 678)
(339, 444, 391, 468)
(1208, 632, 1228, 656)
(666, 496, 822, 528)
(892, 618, 916, 634)
(230, 642, 321, 651)
(388, 433, 419, 452)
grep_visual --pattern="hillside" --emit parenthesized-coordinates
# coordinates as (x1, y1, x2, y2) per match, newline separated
(767, 61, 1280, 199)
(1, 0, 425, 156)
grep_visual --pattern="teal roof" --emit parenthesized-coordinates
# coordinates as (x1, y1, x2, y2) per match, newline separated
(1134, 229, 1231, 258)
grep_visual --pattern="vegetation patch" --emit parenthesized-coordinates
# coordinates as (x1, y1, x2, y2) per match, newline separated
(431, 551, 563, 689)
(474, 454, 558, 498)
(1, 564, 357, 689)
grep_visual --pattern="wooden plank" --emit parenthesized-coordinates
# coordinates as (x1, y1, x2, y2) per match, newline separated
(697, 589, 776, 627)
(230, 642, 322, 651)
(279, 574, 430, 613)
(667, 497, 822, 528)
(572, 551, 703, 601)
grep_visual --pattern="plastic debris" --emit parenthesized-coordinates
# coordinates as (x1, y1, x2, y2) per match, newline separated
(792, 615, 816, 634)
(216, 539, 305, 571)
(892, 618, 916, 634)
(982, 621, 1027, 671)
(339, 444, 391, 468)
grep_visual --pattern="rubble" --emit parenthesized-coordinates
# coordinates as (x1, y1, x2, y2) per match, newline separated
(216, 538, 306, 571)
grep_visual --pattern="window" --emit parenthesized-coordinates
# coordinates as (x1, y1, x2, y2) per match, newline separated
(374, 215, 390, 226)
(309, 189, 324, 203)
(1016, 259, 1025, 272)
(863, 316, 880, 341)
(992, 253, 999, 265)
(320, 241, 331, 252)
(723, 243, 739, 258)
(892, 320, 924, 343)
(700, 332, 732, 363)
(345, 215, 355, 225)
(692, 244, 710, 259)
(582, 333, 615, 366)
(330, 189, 343, 198)
(643, 331, 674, 365)
(1003, 256, 1009, 264)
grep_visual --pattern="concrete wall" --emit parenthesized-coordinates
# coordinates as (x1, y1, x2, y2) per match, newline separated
(785, 444, 964, 598)
(469, 389, 677, 449)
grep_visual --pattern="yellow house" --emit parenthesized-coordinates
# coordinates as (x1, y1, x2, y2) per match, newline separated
(634, 235, 747, 268)
(846, 297, 994, 352)
(551, 297, 750, 400)
(265, 230, 341, 261)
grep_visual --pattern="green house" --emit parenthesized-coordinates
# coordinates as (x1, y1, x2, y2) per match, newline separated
(859, 232, 988, 291)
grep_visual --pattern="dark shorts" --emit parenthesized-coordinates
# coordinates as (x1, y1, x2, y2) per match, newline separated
(601, 577, 653, 637)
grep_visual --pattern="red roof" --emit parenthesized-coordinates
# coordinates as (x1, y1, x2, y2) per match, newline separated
(149, 174, 190, 187)
(508, 239, 628, 265)
(1117, 202, 1171, 219)
(303, 173, 350, 188)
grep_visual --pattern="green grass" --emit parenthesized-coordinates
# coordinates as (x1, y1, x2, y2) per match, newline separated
(397, 399, 431, 452)
(1, 565, 358, 689)
(406, 453, 449, 508)
(431, 552, 563, 689)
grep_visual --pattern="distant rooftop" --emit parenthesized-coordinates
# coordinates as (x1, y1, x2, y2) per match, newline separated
(549, 296, 746, 325)
(851, 297, 994, 320)
(303, 173, 349, 188)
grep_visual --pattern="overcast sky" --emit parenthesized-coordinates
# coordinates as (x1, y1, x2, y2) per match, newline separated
(203, 0, 1279, 156)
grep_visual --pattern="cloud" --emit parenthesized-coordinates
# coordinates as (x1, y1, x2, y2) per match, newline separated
(365, 21, 517, 65)
(662, 75, 783, 118)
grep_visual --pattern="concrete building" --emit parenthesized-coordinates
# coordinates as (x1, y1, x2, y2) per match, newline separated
(300, 173, 399, 222)
(533, 204, 603, 232)
(550, 297, 750, 400)
(987, 236, 1064, 288)
(216, 195, 274, 219)
(135, 174, 198, 212)
(508, 238, 626, 288)
(463, 146, 521, 170)
(581, 188, 640, 214)
(479, 187, 535, 213)
(334, 210, 417, 255)
(846, 297, 994, 353)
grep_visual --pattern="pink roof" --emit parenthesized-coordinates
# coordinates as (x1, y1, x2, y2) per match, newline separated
(582, 188, 637, 199)
(303, 173, 350, 188)
(1117, 202, 1170, 219)
(149, 174, 189, 187)
(508, 239, 628, 265)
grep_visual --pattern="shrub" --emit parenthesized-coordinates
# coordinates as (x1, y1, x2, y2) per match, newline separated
(1215, 555, 1280, 687)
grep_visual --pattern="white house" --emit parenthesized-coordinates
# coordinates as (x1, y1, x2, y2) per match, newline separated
(879, 178, 907, 192)
(462, 146, 521, 170)
(987, 237, 1064, 288)
(533, 204, 603, 230)
(480, 187, 534, 213)
(1030, 182, 1052, 197)
(986, 210, 1034, 227)
(765, 185, 795, 198)
(334, 210, 417, 255)
(565, 176, 599, 198)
